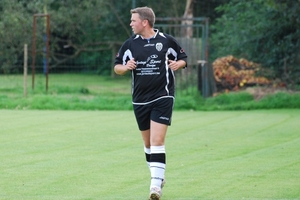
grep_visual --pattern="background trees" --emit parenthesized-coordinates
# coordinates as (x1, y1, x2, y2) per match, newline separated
(0, 0, 33, 73)
(0, 0, 299, 87)
(211, 0, 300, 87)
(0, 0, 189, 74)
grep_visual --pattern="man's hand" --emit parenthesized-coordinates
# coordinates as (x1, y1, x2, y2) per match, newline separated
(126, 58, 136, 70)
(168, 60, 186, 71)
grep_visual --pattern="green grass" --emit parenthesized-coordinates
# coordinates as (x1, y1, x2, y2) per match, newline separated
(1, 110, 299, 199)
(1, 74, 300, 110)
(0, 74, 133, 110)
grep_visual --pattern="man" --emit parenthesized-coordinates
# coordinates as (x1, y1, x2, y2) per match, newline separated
(114, 6, 187, 200)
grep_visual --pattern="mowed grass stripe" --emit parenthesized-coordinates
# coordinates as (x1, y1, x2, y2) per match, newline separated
(1, 110, 142, 199)
(167, 110, 300, 199)
(0, 110, 299, 200)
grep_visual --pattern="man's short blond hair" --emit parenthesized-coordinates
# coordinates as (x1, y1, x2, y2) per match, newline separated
(130, 7, 155, 28)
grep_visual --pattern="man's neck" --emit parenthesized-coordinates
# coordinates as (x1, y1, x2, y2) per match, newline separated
(141, 29, 156, 39)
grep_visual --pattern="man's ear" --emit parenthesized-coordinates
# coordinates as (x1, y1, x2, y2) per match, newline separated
(142, 19, 148, 27)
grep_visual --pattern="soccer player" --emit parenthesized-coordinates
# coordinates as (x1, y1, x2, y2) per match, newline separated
(114, 6, 187, 200)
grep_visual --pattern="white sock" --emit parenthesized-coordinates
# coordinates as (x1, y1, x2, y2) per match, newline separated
(150, 145, 166, 189)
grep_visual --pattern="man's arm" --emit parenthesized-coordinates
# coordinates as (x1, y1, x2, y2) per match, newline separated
(114, 58, 136, 75)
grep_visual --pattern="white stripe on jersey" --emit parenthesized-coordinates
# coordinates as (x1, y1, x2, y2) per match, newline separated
(168, 48, 178, 61)
(122, 49, 134, 95)
(159, 32, 166, 38)
(164, 53, 170, 95)
(164, 47, 178, 95)
(123, 49, 133, 65)
(165, 47, 177, 95)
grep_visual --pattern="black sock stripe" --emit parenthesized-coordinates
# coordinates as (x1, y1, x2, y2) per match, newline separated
(145, 153, 151, 162)
(150, 153, 166, 164)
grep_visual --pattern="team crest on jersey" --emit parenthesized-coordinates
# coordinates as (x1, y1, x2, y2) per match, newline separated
(156, 43, 163, 51)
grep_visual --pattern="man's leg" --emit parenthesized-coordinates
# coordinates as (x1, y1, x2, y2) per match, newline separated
(141, 129, 151, 170)
(149, 120, 168, 190)
(141, 122, 167, 188)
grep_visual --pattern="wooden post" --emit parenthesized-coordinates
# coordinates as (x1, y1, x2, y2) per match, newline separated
(32, 16, 36, 90)
(111, 44, 117, 78)
(24, 44, 28, 97)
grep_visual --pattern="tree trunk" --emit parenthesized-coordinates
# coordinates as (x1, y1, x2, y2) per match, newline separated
(181, 0, 194, 38)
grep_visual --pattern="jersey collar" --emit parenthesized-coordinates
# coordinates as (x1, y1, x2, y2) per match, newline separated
(134, 29, 159, 40)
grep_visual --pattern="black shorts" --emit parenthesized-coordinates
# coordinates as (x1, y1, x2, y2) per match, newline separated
(133, 97, 174, 131)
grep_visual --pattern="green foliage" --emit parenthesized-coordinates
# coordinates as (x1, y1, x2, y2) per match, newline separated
(135, 0, 186, 18)
(206, 92, 254, 106)
(0, 0, 188, 74)
(257, 92, 300, 109)
(0, 0, 131, 73)
(1, 74, 300, 110)
(211, 0, 300, 86)
(196, 91, 300, 111)
(201, 92, 254, 110)
(174, 95, 199, 110)
(0, 0, 32, 73)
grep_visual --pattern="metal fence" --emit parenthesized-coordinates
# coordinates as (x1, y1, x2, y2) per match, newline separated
(27, 17, 216, 97)
(155, 17, 216, 97)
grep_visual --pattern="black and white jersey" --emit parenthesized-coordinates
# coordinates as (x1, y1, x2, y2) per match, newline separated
(115, 29, 188, 105)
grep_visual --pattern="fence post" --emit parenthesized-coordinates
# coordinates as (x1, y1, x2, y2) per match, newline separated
(24, 44, 28, 97)
(198, 60, 206, 97)
(198, 60, 216, 98)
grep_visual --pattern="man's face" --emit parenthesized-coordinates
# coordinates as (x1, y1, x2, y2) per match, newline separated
(130, 13, 144, 35)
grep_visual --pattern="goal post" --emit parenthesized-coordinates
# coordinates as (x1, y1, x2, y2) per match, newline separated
(32, 14, 50, 92)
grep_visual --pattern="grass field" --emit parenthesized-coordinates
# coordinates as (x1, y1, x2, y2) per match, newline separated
(1, 109, 299, 200)
(1, 74, 300, 110)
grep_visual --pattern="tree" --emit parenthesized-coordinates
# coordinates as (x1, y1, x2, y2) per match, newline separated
(193, 0, 230, 23)
(0, 0, 189, 74)
(0, 0, 33, 73)
(0, 0, 118, 73)
(211, 0, 300, 87)
(182, 0, 194, 37)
